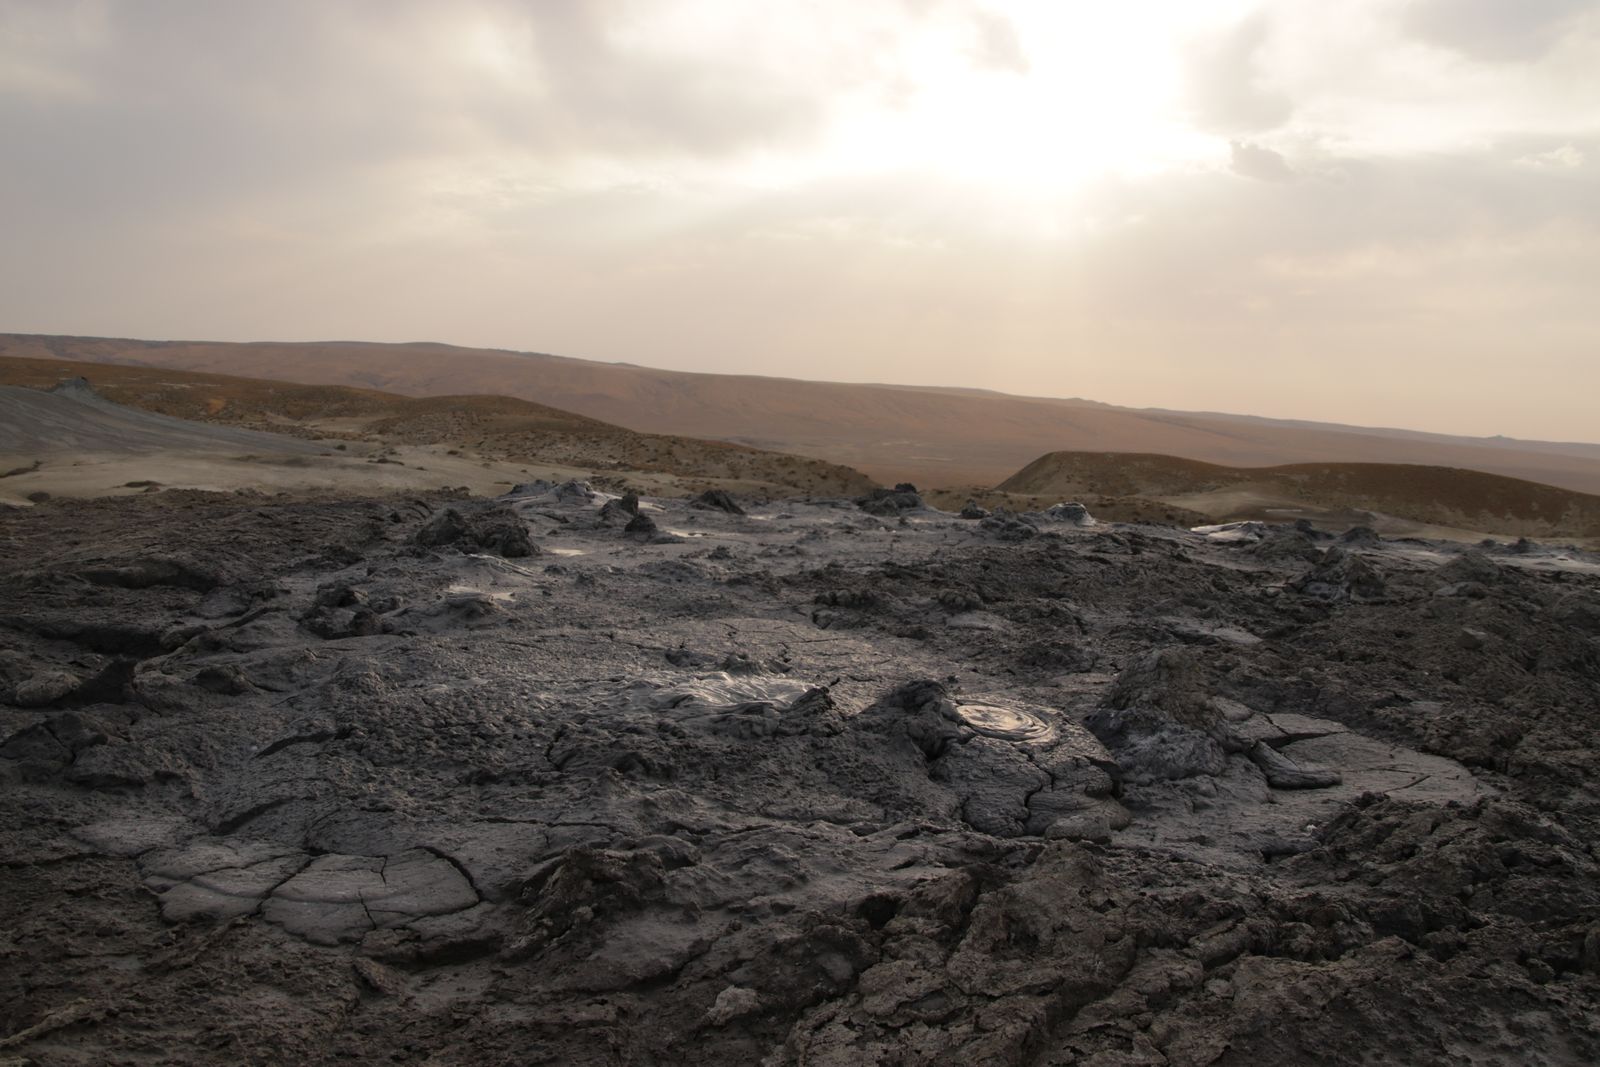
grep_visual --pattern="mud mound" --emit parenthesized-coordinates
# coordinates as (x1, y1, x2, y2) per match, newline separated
(413, 503, 538, 558)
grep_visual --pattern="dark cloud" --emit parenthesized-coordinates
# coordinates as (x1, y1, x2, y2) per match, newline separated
(1184, 12, 1293, 134)
(1402, 0, 1593, 62)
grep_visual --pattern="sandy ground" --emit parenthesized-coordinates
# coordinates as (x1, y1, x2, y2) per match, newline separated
(0, 445, 588, 505)
(0, 443, 854, 509)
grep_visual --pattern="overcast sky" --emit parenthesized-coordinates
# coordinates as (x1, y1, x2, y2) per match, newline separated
(2, 0, 1598, 440)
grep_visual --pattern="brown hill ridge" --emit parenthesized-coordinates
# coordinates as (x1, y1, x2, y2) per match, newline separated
(997, 450, 1600, 541)
(4, 333, 1598, 494)
(0, 356, 874, 500)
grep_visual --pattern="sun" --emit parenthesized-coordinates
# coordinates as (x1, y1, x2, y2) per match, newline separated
(808, 3, 1228, 194)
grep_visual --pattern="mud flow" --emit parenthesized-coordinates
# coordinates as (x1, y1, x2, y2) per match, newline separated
(4, 484, 1599, 1064)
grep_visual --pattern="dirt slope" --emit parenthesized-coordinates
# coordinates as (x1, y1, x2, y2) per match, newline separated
(0, 379, 327, 457)
(5, 333, 1598, 494)
(1000, 451, 1600, 540)
(0, 356, 874, 500)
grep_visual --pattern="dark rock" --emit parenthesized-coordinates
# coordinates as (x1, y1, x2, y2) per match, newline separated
(979, 509, 1037, 541)
(1104, 647, 1214, 726)
(509, 847, 669, 959)
(854, 680, 963, 759)
(1290, 547, 1386, 602)
(314, 582, 367, 609)
(415, 507, 470, 547)
(416, 506, 536, 558)
(1438, 549, 1502, 586)
(1251, 525, 1322, 562)
(691, 489, 745, 515)
(1084, 705, 1228, 782)
(302, 606, 383, 640)
(552, 479, 597, 503)
(193, 665, 255, 695)
(1552, 593, 1600, 635)
(12, 670, 80, 708)
(599, 493, 640, 524)
(857, 486, 923, 516)
(1088, 648, 1233, 782)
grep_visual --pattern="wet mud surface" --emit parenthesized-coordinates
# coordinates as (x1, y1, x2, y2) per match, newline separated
(3, 487, 1600, 1064)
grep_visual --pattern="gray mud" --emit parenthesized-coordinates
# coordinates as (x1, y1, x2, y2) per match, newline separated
(0, 379, 327, 456)
(3, 485, 1599, 1064)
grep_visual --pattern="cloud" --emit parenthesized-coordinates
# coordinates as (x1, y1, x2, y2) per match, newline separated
(1229, 141, 1296, 182)
(2, 1, 1600, 441)
(1401, 0, 1593, 62)
(967, 10, 1028, 74)
(1515, 143, 1586, 169)
(1184, 12, 1293, 134)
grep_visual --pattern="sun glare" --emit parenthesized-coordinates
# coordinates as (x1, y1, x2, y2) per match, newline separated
(811, 4, 1230, 193)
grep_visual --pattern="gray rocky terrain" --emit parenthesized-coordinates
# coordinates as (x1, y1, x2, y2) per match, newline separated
(3, 484, 1600, 1064)
(0, 379, 328, 457)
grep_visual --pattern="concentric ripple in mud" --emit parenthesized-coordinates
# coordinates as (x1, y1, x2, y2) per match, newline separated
(955, 702, 1056, 742)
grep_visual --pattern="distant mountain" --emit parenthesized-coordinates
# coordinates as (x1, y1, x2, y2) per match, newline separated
(4, 332, 1597, 494)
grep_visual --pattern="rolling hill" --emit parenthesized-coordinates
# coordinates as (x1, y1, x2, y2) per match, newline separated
(0, 356, 875, 500)
(4, 333, 1598, 494)
(996, 450, 1600, 541)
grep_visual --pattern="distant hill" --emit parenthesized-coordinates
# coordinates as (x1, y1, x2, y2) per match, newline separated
(998, 450, 1600, 540)
(0, 356, 875, 499)
(4, 333, 1598, 494)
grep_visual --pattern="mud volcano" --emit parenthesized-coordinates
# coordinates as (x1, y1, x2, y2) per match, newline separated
(3, 482, 1600, 1064)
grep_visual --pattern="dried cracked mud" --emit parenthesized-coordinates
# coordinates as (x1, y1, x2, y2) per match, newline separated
(3, 486, 1600, 1064)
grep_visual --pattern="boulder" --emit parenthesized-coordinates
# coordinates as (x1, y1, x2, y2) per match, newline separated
(692, 489, 745, 515)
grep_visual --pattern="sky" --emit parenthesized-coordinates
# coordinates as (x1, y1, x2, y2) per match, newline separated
(2, 0, 1598, 441)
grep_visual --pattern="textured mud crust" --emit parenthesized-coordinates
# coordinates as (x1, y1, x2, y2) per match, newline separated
(2, 486, 1599, 1065)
